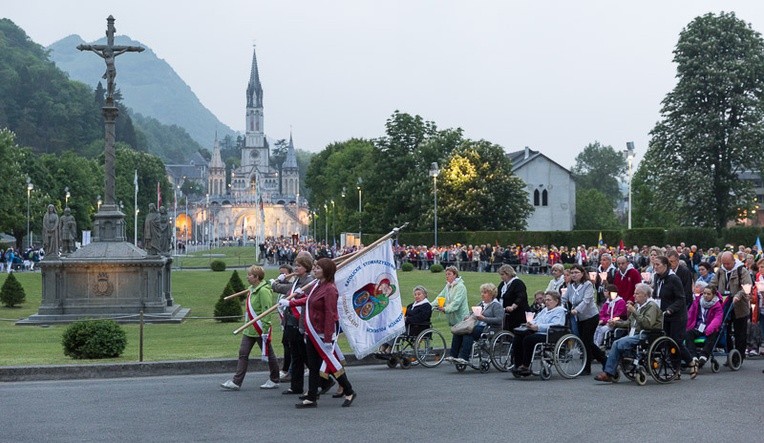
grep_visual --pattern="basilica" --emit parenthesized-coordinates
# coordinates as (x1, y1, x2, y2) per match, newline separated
(166, 47, 309, 245)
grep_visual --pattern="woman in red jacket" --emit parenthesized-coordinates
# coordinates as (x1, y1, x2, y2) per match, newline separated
(289, 258, 356, 409)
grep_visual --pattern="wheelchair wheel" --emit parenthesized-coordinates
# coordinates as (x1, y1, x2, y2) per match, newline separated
(479, 360, 490, 373)
(635, 367, 648, 386)
(490, 331, 513, 372)
(710, 358, 720, 373)
(540, 362, 552, 380)
(620, 359, 636, 382)
(553, 334, 586, 379)
(387, 357, 398, 369)
(399, 356, 413, 369)
(414, 328, 447, 368)
(455, 363, 467, 372)
(647, 336, 679, 384)
(727, 349, 742, 371)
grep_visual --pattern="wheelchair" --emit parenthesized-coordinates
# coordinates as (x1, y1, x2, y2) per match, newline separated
(604, 329, 680, 385)
(375, 324, 447, 369)
(690, 303, 743, 373)
(454, 328, 509, 373)
(513, 325, 587, 380)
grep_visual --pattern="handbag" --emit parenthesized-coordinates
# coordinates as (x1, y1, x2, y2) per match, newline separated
(451, 316, 476, 335)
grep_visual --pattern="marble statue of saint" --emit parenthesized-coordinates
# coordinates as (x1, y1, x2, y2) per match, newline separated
(143, 203, 159, 255)
(60, 207, 77, 254)
(43, 204, 60, 256)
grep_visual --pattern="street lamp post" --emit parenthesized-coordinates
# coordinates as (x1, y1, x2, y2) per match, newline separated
(625, 142, 636, 230)
(357, 178, 363, 244)
(97, 195, 102, 211)
(331, 199, 335, 247)
(429, 162, 440, 249)
(324, 203, 328, 245)
(26, 176, 33, 250)
(64, 186, 70, 207)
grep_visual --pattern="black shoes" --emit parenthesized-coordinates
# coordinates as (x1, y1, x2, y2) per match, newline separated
(295, 400, 317, 409)
(341, 393, 356, 407)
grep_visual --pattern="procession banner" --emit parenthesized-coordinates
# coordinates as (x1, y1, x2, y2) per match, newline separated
(335, 239, 405, 358)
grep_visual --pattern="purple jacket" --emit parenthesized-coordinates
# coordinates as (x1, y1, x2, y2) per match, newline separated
(686, 297, 723, 336)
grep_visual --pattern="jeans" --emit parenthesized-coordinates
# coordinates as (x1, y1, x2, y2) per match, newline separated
(603, 333, 643, 376)
(450, 325, 485, 360)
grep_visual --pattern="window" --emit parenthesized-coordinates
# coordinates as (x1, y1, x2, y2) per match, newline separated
(533, 189, 540, 206)
(542, 189, 548, 206)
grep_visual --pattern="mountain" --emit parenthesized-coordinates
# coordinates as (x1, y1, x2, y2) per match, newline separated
(48, 34, 238, 153)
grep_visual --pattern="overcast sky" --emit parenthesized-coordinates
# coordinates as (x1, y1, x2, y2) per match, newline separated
(6, 1, 764, 169)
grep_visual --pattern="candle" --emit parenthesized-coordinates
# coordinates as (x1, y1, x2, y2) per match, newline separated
(525, 312, 534, 323)
(437, 296, 445, 308)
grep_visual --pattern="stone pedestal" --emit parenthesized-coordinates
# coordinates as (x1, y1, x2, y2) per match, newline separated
(18, 213, 189, 325)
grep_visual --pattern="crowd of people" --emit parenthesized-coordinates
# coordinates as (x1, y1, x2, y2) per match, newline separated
(0, 246, 43, 273)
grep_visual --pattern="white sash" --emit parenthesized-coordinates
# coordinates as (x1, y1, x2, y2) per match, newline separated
(304, 282, 344, 376)
(246, 286, 271, 360)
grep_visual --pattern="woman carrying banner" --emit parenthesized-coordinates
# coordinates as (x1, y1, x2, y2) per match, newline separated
(220, 265, 280, 391)
(289, 258, 356, 408)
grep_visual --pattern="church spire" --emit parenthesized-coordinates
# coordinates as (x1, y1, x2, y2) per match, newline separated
(246, 45, 263, 108)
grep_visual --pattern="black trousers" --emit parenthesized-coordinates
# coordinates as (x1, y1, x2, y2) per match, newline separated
(728, 315, 748, 358)
(577, 315, 601, 371)
(305, 338, 353, 402)
(285, 326, 307, 392)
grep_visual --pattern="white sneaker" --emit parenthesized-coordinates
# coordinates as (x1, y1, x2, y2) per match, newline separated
(279, 370, 289, 379)
(260, 379, 279, 389)
(220, 380, 240, 390)
(455, 358, 469, 365)
(444, 356, 455, 363)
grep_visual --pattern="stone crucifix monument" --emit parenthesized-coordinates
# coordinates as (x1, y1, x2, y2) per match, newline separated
(19, 16, 188, 325)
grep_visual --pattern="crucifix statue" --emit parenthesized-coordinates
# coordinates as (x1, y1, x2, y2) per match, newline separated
(77, 15, 144, 104)
(76, 16, 143, 234)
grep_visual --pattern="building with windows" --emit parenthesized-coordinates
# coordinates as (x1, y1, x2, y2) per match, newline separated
(507, 147, 576, 231)
(166, 46, 308, 245)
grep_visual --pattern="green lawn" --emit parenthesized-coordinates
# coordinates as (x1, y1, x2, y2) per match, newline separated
(0, 269, 550, 366)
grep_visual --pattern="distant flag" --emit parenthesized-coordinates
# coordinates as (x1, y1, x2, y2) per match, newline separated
(619, 239, 625, 251)
(598, 232, 604, 247)
(157, 182, 162, 208)
(756, 236, 762, 252)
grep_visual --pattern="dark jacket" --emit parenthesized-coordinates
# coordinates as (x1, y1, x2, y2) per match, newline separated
(273, 274, 315, 329)
(498, 278, 528, 330)
(673, 263, 694, 308)
(653, 270, 686, 319)
(405, 301, 432, 336)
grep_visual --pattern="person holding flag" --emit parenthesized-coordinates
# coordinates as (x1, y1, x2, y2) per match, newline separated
(221, 265, 280, 391)
(288, 258, 356, 408)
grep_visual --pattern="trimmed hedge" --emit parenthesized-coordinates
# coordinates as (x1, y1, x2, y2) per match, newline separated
(429, 264, 444, 273)
(371, 227, 764, 249)
(210, 260, 226, 271)
(401, 262, 415, 272)
(214, 282, 243, 323)
(62, 319, 127, 359)
(0, 272, 26, 307)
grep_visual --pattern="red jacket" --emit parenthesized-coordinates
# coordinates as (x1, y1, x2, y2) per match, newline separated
(290, 281, 338, 343)
(614, 266, 642, 304)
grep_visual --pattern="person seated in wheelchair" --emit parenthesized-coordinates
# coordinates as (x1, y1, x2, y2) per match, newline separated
(594, 283, 663, 383)
(405, 285, 433, 337)
(594, 284, 627, 349)
(379, 285, 432, 353)
(446, 283, 504, 365)
(683, 286, 723, 371)
(511, 290, 566, 376)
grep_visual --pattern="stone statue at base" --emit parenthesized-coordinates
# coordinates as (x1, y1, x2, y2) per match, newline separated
(43, 204, 60, 257)
(143, 203, 159, 255)
(157, 206, 171, 255)
(60, 207, 77, 254)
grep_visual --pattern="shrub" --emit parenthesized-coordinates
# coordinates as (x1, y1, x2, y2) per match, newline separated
(214, 282, 243, 323)
(430, 263, 444, 273)
(401, 262, 415, 272)
(210, 260, 226, 271)
(62, 319, 127, 359)
(0, 272, 26, 307)
(228, 270, 246, 293)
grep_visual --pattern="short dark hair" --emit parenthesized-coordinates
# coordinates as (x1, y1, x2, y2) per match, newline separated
(315, 258, 336, 283)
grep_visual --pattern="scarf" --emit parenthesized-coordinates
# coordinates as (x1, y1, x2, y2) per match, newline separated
(700, 295, 719, 310)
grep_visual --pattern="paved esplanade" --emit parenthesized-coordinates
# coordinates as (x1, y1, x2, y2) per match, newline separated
(2, 359, 762, 442)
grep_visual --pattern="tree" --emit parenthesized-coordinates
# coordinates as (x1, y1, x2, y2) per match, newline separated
(643, 12, 764, 231)
(571, 141, 626, 208)
(270, 139, 288, 195)
(574, 188, 622, 230)
(438, 140, 533, 231)
(0, 272, 26, 307)
(214, 282, 243, 323)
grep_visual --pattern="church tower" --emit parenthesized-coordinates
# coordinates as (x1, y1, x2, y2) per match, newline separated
(208, 136, 226, 196)
(282, 132, 300, 198)
(243, 45, 268, 172)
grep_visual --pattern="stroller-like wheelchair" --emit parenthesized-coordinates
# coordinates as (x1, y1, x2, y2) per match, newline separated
(375, 323, 447, 369)
(690, 301, 743, 373)
(511, 324, 587, 380)
(603, 328, 680, 385)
